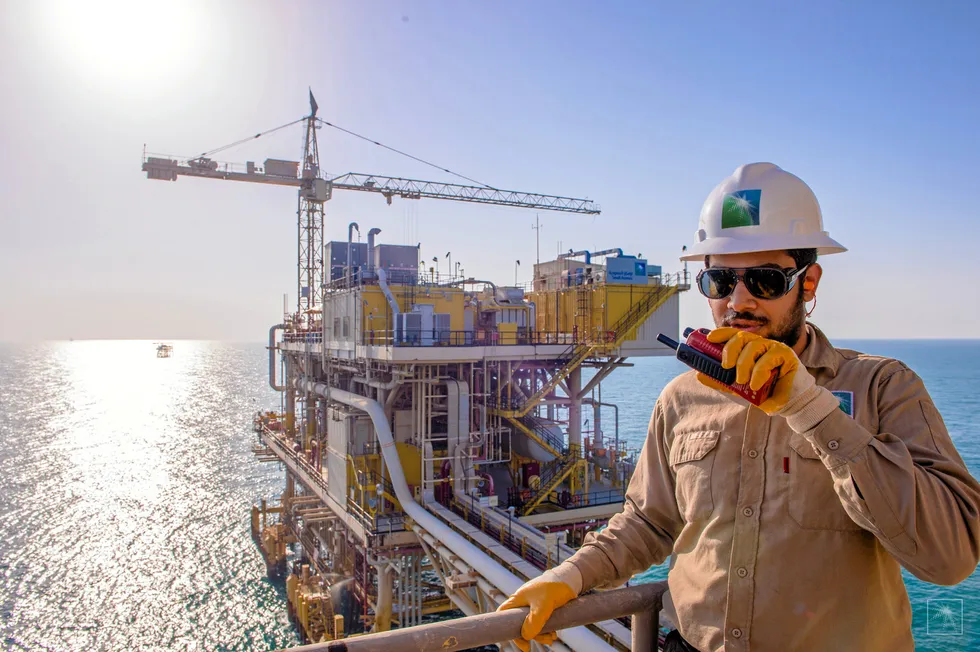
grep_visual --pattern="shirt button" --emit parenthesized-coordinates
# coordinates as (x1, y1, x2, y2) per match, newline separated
(742, 507, 754, 517)
(736, 567, 748, 578)
(732, 627, 743, 638)
(747, 450, 758, 459)
(828, 440, 840, 451)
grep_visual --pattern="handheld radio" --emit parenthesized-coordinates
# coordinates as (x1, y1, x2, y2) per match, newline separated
(657, 328, 778, 406)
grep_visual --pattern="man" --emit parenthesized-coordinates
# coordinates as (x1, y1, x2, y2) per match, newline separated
(498, 163, 980, 651)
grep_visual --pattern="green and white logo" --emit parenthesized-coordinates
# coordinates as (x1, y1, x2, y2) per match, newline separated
(831, 390, 854, 418)
(721, 189, 762, 228)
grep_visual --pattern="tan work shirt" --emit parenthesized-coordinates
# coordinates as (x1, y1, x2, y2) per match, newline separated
(568, 323, 980, 651)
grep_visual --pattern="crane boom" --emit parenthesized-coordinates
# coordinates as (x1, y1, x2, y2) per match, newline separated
(143, 156, 303, 188)
(142, 156, 599, 214)
(329, 173, 599, 214)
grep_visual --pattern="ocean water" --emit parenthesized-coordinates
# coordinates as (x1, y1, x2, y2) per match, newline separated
(1, 339, 978, 651)
(0, 342, 294, 651)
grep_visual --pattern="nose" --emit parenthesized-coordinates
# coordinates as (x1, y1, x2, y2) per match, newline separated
(728, 279, 758, 314)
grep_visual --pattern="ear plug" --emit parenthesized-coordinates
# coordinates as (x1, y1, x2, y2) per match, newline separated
(803, 280, 815, 292)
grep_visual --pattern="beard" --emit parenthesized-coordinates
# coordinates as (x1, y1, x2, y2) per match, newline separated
(721, 284, 807, 347)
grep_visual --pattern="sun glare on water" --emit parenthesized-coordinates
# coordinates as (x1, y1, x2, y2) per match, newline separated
(58, 340, 199, 502)
(34, 0, 206, 92)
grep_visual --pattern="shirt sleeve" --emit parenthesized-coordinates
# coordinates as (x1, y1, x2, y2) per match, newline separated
(795, 364, 980, 586)
(568, 400, 683, 591)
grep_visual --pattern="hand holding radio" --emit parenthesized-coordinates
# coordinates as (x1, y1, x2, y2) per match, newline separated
(700, 327, 814, 415)
(658, 327, 816, 415)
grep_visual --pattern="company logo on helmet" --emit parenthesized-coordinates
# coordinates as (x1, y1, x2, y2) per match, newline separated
(721, 189, 762, 228)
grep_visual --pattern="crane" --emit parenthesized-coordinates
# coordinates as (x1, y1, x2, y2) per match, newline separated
(142, 91, 600, 317)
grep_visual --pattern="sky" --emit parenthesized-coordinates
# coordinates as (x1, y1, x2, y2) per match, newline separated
(1, 0, 978, 341)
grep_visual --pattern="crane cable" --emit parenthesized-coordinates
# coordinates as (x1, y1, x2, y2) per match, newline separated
(316, 118, 496, 190)
(197, 117, 307, 159)
(192, 114, 496, 191)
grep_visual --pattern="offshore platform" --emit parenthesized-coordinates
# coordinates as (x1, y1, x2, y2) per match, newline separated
(143, 93, 688, 651)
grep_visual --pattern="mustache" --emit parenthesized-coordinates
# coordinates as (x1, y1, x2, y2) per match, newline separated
(722, 311, 768, 326)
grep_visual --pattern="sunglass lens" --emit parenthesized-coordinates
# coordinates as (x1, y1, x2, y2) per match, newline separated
(700, 269, 737, 299)
(744, 268, 788, 299)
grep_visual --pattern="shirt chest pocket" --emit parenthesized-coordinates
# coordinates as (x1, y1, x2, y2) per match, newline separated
(787, 433, 863, 532)
(669, 430, 721, 523)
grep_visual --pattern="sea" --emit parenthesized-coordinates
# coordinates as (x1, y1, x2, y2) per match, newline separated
(1, 339, 978, 651)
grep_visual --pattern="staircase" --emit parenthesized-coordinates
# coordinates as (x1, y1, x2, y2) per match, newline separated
(493, 285, 676, 421)
(491, 342, 595, 419)
(520, 447, 583, 516)
(601, 284, 678, 351)
(505, 413, 566, 458)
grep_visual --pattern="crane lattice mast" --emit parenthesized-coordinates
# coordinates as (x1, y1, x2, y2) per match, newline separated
(298, 93, 325, 314)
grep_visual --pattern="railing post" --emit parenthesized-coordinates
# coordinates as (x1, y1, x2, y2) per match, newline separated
(631, 606, 660, 651)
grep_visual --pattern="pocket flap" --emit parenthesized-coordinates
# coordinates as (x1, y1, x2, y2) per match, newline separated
(789, 432, 821, 460)
(669, 431, 721, 465)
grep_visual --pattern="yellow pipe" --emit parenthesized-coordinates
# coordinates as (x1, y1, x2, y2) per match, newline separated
(287, 574, 298, 606)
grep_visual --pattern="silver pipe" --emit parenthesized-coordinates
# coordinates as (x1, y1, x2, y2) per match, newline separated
(367, 227, 381, 276)
(347, 222, 360, 282)
(269, 323, 285, 391)
(354, 376, 403, 390)
(445, 277, 497, 294)
(415, 555, 421, 627)
(404, 556, 410, 628)
(397, 555, 403, 630)
(583, 398, 619, 483)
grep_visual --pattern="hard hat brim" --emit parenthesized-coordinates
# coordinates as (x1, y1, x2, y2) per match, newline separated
(679, 233, 847, 262)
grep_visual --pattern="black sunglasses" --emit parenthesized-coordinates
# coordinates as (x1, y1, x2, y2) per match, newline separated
(696, 265, 809, 300)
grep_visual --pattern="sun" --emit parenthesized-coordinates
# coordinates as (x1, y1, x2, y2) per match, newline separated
(33, 0, 206, 92)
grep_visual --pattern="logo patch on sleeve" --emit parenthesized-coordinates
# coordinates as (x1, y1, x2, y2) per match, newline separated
(831, 390, 854, 418)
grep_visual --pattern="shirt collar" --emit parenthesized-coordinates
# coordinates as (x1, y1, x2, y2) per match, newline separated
(799, 322, 840, 376)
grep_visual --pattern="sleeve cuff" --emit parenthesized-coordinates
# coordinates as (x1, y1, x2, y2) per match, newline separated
(805, 406, 875, 460)
(782, 385, 842, 433)
(566, 547, 617, 592)
(544, 561, 584, 595)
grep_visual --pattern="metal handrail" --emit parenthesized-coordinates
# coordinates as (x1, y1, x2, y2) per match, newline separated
(259, 427, 405, 535)
(282, 330, 324, 343)
(607, 283, 674, 340)
(360, 328, 579, 348)
(519, 414, 567, 453)
(273, 581, 668, 651)
(542, 487, 626, 510)
(450, 499, 550, 570)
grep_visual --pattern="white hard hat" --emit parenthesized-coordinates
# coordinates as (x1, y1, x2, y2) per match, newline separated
(680, 162, 846, 262)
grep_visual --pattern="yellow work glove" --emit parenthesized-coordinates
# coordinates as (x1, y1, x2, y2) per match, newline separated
(497, 566, 581, 651)
(696, 327, 813, 415)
